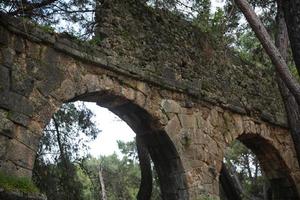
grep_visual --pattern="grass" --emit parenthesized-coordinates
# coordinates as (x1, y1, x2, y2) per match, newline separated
(0, 171, 39, 194)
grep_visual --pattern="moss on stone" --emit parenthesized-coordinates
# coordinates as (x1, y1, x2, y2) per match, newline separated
(0, 171, 39, 194)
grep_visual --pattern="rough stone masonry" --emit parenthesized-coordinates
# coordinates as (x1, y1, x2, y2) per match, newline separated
(0, 0, 300, 199)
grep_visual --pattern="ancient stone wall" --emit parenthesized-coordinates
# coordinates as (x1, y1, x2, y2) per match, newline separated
(96, 0, 286, 127)
(0, 1, 299, 199)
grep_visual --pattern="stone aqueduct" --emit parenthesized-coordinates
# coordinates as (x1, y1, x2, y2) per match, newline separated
(0, 0, 300, 199)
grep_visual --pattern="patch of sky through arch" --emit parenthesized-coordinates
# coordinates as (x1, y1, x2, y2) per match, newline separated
(83, 102, 135, 157)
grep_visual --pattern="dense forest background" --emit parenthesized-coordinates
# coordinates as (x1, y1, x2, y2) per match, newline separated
(1, 0, 300, 199)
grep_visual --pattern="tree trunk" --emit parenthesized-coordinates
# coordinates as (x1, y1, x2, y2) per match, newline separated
(233, 0, 300, 106)
(53, 117, 69, 172)
(219, 163, 243, 200)
(136, 136, 152, 200)
(282, 0, 300, 75)
(245, 154, 253, 181)
(98, 166, 107, 200)
(275, 0, 300, 164)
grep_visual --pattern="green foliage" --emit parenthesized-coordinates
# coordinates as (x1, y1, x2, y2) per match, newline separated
(37, 102, 100, 163)
(88, 36, 103, 46)
(79, 140, 161, 200)
(0, 171, 39, 194)
(33, 102, 100, 200)
(224, 140, 267, 199)
(37, 24, 55, 33)
(80, 142, 142, 200)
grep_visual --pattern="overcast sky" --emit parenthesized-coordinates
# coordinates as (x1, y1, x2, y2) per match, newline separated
(85, 103, 135, 157)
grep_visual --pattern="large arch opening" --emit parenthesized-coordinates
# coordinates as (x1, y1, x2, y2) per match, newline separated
(220, 134, 298, 200)
(33, 91, 188, 200)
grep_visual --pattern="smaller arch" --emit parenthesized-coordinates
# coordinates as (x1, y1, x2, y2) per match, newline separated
(238, 134, 298, 200)
(220, 133, 299, 200)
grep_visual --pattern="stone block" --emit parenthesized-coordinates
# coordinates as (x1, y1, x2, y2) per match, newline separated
(15, 127, 41, 152)
(222, 111, 237, 135)
(26, 41, 41, 59)
(36, 64, 65, 96)
(161, 99, 181, 113)
(243, 119, 256, 134)
(121, 86, 135, 101)
(27, 120, 43, 136)
(195, 112, 205, 129)
(0, 65, 9, 92)
(232, 114, 244, 136)
(42, 47, 60, 64)
(165, 115, 181, 137)
(11, 64, 35, 96)
(0, 134, 9, 157)
(178, 114, 197, 129)
(179, 128, 192, 147)
(82, 74, 101, 92)
(135, 91, 146, 107)
(34, 52, 64, 96)
(208, 108, 222, 128)
(0, 110, 15, 138)
(0, 26, 10, 45)
(8, 111, 30, 127)
(137, 82, 150, 94)
(13, 37, 25, 53)
(1, 48, 15, 67)
(0, 91, 34, 117)
(0, 160, 32, 178)
(6, 139, 36, 170)
(52, 79, 75, 102)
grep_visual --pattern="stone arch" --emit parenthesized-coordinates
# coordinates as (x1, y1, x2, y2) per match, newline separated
(33, 70, 189, 199)
(238, 134, 298, 199)
(221, 132, 299, 200)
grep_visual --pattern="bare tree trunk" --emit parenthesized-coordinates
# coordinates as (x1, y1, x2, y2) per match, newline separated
(98, 166, 107, 200)
(221, 162, 265, 200)
(282, 0, 300, 75)
(136, 136, 152, 200)
(53, 117, 69, 172)
(262, 170, 271, 200)
(219, 163, 243, 200)
(233, 0, 300, 106)
(275, 0, 300, 165)
(245, 154, 253, 181)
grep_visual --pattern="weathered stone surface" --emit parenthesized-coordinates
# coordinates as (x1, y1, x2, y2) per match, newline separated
(161, 99, 181, 113)
(165, 116, 181, 137)
(0, 110, 15, 138)
(0, 91, 34, 117)
(178, 114, 197, 129)
(8, 111, 30, 127)
(6, 139, 36, 170)
(14, 37, 25, 53)
(36, 65, 64, 96)
(1, 47, 15, 67)
(0, 65, 9, 89)
(11, 63, 35, 96)
(0, 26, 10, 45)
(0, 134, 9, 157)
(14, 126, 41, 151)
